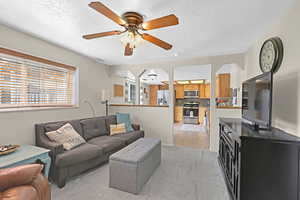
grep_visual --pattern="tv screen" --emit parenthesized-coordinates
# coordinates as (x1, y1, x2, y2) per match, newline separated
(242, 72, 273, 128)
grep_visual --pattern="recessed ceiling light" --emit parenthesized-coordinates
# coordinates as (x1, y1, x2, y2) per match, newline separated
(174, 53, 179, 57)
(177, 80, 190, 84)
(190, 80, 204, 84)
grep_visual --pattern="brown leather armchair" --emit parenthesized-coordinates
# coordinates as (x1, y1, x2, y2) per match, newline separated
(0, 164, 51, 200)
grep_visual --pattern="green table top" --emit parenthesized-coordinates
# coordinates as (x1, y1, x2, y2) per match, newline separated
(0, 145, 50, 168)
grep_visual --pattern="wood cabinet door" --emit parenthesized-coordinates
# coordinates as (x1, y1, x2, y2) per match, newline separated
(174, 106, 183, 122)
(184, 84, 199, 91)
(114, 84, 124, 97)
(159, 84, 169, 90)
(199, 84, 205, 98)
(217, 74, 231, 97)
(149, 85, 159, 105)
(198, 107, 207, 124)
(175, 84, 184, 99)
(216, 76, 220, 97)
(205, 84, 211, 98)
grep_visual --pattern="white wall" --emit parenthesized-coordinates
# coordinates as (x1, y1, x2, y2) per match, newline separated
(245, 0, 300, 136)
(0, 24, 110, 145)
(109, 106, 173, 145)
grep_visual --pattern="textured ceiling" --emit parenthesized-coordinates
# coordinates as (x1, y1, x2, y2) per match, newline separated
(0, 0, 295, 65)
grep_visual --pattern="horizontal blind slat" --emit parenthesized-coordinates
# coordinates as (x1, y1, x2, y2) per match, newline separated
(0, 52, 75, 108)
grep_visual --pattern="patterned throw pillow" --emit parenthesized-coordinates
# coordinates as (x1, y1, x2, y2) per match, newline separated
(45, 123, 86, 150)
(110, 123, 126, 135)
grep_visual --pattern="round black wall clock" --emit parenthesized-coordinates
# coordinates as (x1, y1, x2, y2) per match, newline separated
(259, 37, 284, 73)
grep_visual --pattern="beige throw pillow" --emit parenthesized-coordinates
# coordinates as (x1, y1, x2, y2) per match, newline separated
(46, 123, 86, 150)
(110, 123, 126, 135)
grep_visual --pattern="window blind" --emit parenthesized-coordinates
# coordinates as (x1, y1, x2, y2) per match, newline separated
(0, 53, 75, 108)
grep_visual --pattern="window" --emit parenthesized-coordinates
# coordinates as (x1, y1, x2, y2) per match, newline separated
(125, 80, 136, 104)
(0, 49, 77, 109)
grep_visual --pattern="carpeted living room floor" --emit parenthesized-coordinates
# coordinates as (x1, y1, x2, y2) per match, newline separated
(52, 146, 230, 200)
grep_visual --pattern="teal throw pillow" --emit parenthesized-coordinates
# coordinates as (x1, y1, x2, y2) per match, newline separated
(116, 113, 133, 132)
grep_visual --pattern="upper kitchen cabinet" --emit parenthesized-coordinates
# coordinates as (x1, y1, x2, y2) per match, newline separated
(204, 83, 211, 98)
(175, 84, 184, 99)
(215, 63, 246, 107)
(199, 84, 205, 98)
(216, 73, 231, 98)
(149, 85, 159, 105)
(183, 84, 199, 91)
(174, 81, 210, 99)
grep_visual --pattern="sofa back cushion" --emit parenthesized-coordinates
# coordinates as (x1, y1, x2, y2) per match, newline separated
(44, 119, 83, 137)
(105, 115, 117, 134)
(80, 117, 108, 140)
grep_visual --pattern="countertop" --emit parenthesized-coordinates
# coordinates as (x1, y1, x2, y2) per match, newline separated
(109, 104, 169, 108)
(216, 106, 241, 109)
(219, 118, 300, 142)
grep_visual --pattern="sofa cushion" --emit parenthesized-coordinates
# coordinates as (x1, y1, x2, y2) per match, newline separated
(116, 113, 134, 132)
(80, 117, 108, 140)
(105, 115, 117, 134)
(45, 123, 86, 151)
(88, 136, 126, 154)
(55, 143, 103, 168)
(112, 131, 144, 145)
(44, 120, 83, 137)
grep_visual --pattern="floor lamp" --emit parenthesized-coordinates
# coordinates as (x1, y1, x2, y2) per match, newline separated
(100, 90, 110, 116)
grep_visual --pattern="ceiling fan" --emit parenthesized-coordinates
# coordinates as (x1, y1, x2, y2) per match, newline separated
(83, 2, 179, 56)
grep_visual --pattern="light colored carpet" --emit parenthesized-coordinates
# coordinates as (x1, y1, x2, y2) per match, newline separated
(52, 146, 230, 200)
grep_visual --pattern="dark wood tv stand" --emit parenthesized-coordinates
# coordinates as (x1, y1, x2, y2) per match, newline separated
(219, 118, 300, 200)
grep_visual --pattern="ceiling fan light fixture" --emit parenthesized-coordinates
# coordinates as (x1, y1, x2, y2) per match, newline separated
(120, 31, 144, 49)
(83, 2, 179, 56)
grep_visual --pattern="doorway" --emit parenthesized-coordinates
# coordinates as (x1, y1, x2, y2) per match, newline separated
(173, 65, 211, 149)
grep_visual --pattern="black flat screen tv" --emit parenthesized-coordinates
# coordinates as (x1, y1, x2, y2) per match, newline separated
(242, 72, 273, 129)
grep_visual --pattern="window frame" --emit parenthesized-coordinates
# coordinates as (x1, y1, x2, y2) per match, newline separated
(0, 47, 78, 112)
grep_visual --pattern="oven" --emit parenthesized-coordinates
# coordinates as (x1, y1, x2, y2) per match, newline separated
(183, 103, 199, 124)
(184, 90, 199, 98)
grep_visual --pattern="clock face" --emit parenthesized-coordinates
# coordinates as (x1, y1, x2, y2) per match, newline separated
(260, 40, 276, 73)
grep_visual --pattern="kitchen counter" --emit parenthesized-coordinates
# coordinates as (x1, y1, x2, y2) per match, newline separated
(216, 106, 241, 109)
(109, 104, 169, 108)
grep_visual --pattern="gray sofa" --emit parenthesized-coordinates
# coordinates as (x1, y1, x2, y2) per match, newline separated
(35, 115, 144, 188)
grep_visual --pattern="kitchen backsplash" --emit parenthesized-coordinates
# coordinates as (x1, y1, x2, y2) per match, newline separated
(176, 98, 210, 107)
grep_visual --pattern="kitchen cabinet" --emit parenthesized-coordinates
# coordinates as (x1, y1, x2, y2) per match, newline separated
(174, 106, 183, 122)
(198, 107, 207, 124)
(216, 73, 231, 97)
(149, 85, 159, 105)
(199, 84, 205, 98)
(183, 84, 199, 91)
(204, 83, 211, 98)
(159, 84, 169, 90)
(175, 84, 184, 99)
(113, 84, 124, 97)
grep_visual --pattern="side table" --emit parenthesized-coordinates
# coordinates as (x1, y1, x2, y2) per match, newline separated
(0, 145, 51, 177)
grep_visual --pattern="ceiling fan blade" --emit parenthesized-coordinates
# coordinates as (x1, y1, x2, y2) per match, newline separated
(141, 14, 179, 30)
(124, 43, 133, 56)
(89, 2, 126, 26)
(83, 30, 121, 39)
(142, 33, 172, 50)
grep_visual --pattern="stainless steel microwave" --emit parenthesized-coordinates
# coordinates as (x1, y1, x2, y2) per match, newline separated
(184, 90, 199, 98)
